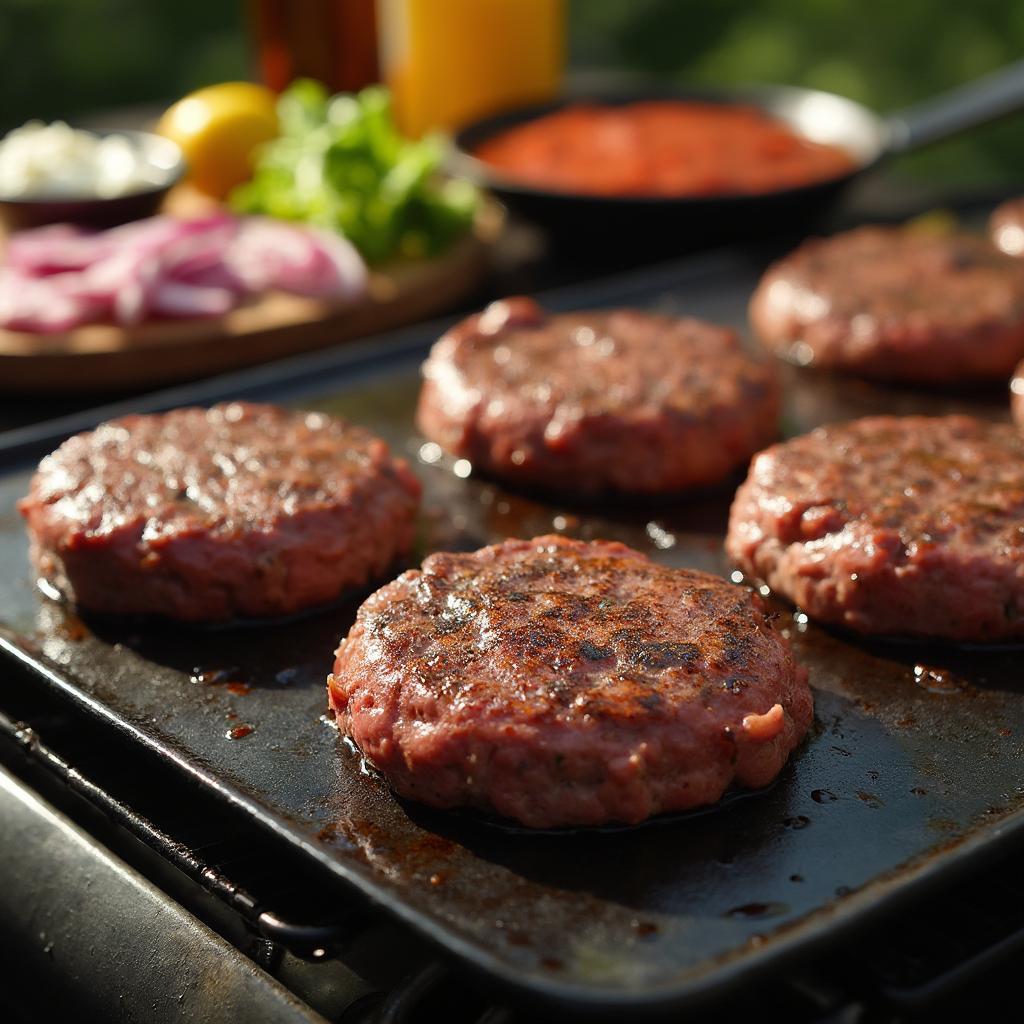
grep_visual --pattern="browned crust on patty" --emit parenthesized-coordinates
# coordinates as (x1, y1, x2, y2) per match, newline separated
(19, 402, 422, 621)
(329, 534, 813, 828)
(750, 226, 1024, 382)
(726, 415, 1024, 641)
(417, 297, 780, 495)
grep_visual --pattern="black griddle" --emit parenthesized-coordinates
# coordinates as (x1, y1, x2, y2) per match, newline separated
(1, 242, 1024, 1017)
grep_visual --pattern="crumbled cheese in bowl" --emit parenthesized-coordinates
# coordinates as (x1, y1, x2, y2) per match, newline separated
(0, 121, 176, 199)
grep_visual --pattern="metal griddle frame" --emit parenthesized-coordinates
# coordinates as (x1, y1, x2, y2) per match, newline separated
(3, 236, 1024, 1018)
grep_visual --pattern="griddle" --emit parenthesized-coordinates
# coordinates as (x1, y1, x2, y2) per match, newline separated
(1, 242, 1023, 1017)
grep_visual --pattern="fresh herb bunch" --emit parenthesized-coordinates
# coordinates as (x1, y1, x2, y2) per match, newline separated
(230, 80, 479, 264)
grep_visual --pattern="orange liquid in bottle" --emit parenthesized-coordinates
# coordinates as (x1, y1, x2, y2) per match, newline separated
(378, 0, 565, 137)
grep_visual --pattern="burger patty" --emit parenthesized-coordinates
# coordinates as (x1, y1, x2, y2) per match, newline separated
(1014, 360, 1024, 427)
(749, 226, 1024, 382)
(328, 535, 812, 829)
(726, 415, 1024, 641)
(990, 197, 1024, 257)
(416, 297, 779, 495)
(19, 402, 422, 622)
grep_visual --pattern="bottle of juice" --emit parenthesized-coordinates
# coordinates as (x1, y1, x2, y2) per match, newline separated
(250, 0, 379, 94)
(377, 0, 565, 137)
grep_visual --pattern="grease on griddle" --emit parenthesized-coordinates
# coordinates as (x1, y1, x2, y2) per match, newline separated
(725, 902, 789, 920)
(855, 791, 885, 809)
(191, 666, 241, 686)
(782, 815, 811, 830)
(913, 664, 968, 694)
(275, 666, 301, 686)
(631, 920, 659, 937)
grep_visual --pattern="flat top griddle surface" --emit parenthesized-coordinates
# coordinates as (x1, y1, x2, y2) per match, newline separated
(1, 246, 1023, 1013)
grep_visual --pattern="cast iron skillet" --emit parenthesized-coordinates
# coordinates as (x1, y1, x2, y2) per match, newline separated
(452, 60, 1024, 251)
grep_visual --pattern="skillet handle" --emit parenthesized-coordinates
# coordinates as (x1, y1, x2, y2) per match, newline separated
(886, 59, 1024, 154)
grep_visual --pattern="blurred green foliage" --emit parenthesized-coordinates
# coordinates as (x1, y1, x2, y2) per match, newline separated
(3, 0, 1023, 185)
(0, 0, 247, 127)
(231, 81, 478, 262)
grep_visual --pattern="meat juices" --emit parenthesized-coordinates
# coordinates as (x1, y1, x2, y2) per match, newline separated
(726, 415, 1024, 642)
(750, 226, 1024, 383)
(19, 402, 421, 622)
(329, 535, 813, 829)
(417, 298, 780, 495)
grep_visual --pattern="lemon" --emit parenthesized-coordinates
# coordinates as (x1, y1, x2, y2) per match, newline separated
(158, 82, 279, 200)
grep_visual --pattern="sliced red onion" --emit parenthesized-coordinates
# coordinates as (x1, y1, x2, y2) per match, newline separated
(0, 213, 368, 333)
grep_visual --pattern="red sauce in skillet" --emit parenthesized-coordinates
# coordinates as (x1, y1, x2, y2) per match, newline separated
(474, 101, 857, 198)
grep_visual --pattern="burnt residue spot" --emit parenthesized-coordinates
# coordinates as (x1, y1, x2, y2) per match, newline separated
(192, 666, 244, 687)
(506, 931, 530, 947)
(632, 920, 659, 938)
(612, 631, 700, 670)
(811, 789, 838, 803)
(789, 874, 805, 883)
(856, 791, 884, 809)
(999, 727, 1013, 737)
(226, 724, 254, 740)
(782, 815, 811, 830)
(504, 625, 565, 657)
(911, 786, 928, 797)
(835, 885, 852, 897)
(638, 691, 664, 711)
(541, 957, 564, 971)
(578, 640, 613, 661)
(830, 746, 852, 758)
(725, 902, 789, 920)
(55, 613, 88, 642)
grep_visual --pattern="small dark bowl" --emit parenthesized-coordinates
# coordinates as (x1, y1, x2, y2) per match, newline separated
(0, 130, 186, 233)
(451, 87, 882, 259)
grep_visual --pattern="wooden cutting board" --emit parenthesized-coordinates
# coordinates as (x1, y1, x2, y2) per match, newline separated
(0, 194, 504, 393)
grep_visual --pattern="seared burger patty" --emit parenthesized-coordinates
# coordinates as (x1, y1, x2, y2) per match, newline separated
(749, 226, 1024, 382)
(416, 297, 779, 495)
(19, 402, 421, 622)
(726, 416, 1024, 641)
(1014, 360, 1024, 426)
(329, 535, 812, 829)
(990, 197, 1024, 257)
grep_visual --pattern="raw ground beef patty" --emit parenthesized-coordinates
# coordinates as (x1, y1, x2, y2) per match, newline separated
(726, 415, 1024, 642)
(416, 297, 780, 495)
(19, 402, 421, 622)
(749, 225, 1024, 382)
(328, 535, 813, 828)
